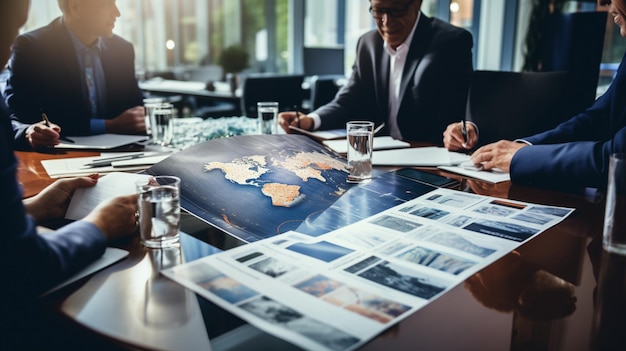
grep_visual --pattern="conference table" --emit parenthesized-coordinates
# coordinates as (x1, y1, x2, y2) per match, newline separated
(16, 144, 624, 351)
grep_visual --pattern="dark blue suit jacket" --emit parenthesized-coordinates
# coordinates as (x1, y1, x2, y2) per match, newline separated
(4, 18, 144, 150)
(0, 103, 107, 301)
(511, 53, 626, 189)
(314, 14, 473, 144)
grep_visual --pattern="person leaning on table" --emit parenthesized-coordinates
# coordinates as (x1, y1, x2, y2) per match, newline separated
(443, 0, 626, 190)
(0, 1, 139, 347)
(4, 0, 145, 150)
(278, 0, 473, 145)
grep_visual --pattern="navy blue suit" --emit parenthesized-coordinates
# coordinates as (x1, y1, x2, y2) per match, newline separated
(0, 105, 107, 299)
(4, 18, 143, 150)
(313, 14, 473, 144)
(511, 53, 626, 189)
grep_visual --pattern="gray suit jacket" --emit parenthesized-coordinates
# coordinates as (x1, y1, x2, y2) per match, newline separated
(314, 14, 473, 144)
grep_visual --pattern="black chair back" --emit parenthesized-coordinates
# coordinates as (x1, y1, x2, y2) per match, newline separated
(308, 74, 347, 111)
(466, 70, 573, 148)
(240, 73, 305, 118)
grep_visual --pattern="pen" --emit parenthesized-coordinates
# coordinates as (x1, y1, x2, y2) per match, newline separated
(374, 122, 385, 135)
(41, 110, 75, 143)
(82, 153, 146, 168)
(293, 105, 301, 129)
(461, 119, 468, 145)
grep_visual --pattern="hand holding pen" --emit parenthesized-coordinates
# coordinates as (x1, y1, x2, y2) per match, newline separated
(442, 119, 477, 151)
(278, 107, 314, 133)
(24, 111, 74, 148)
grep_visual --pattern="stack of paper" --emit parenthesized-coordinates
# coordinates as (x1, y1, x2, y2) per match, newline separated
(55, 134, 149, 150)
(41, 152, 172, 178)
(372, 146, 470, 166)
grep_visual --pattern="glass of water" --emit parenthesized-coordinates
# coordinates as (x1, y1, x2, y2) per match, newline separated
(346, 121, 374, 182)
(257, 101, 279, 134)
(143, 97, 164, 143)
(152, 103, 175, 146)
(136, 176, 181, 248)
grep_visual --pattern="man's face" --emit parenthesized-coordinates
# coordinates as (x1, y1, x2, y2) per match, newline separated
(603, 0, 626, 37)
(0, 0, 29, 65)
(73, 0, 120, 39)
(370, 0, 421, 49)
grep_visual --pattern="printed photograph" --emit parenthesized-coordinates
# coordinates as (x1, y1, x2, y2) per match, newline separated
(294, 274, 344, 297)
(464, 219, 538, 242)
(527, 205, 571, 217)
(423, 230, 497, 258)
(357, 261, 447, 300)
(404, 206, 450, 221)
(472, 205, 516, 218)
(324, 286, 412, 323)
(369, 215, 423, 233)
(239, 296, 360, 351)
(425, 192, 483, 208)
(396, 246, 476, 275)
(287, 240, 354, 262)
(513, 212, 552, 225)
(248, 257, 299, 278)
(344, 256, 383, 274)
(197, 272, 259, 304)
(236, 251, 264, 263)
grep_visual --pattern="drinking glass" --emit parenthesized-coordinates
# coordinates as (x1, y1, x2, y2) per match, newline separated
(257, 101, 279, 135)
(603, 153, 626, 255)
(143, 97, 164, 143)
(346, 121, 374, 182)
(152, 103, 174, 146)
(136, 176, 181, 248)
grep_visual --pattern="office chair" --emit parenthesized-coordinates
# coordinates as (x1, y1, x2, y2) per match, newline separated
(466, 70, 573, 148)
(308, 74, 346, 111)
(239, 73, 305, 118)
(537, 11, 607, 113)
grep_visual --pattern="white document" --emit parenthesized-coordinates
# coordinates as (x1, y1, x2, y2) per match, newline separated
(162, 187, 575, 351)
(55, 134, 149, 150)
(323, 136, 410, 154)
(289, 126, 346, 140)
(40, 247, 129, 297)
(439, 164, 511, 183)
(372, 146, 470, 166)
(65, 172, 152, 220)
(41, 152, 170, 178)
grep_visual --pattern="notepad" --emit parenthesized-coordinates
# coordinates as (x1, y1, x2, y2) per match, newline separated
(439, 164, 511, 183)
(288, 126, 346, 140)
(372, 147, 470, 166)
(55, 134, 149, 150)
(41, 152, 171, 178)
(323, 136, 410, 153)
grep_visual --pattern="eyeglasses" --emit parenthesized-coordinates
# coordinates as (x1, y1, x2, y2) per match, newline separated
(369, 0, 415, 19)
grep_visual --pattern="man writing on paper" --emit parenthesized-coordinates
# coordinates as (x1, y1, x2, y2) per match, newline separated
(278, 0, 473, 144)
(4, 0, 145, 150)
(0, 1, 140, 348)
(443, 0, 626, 190)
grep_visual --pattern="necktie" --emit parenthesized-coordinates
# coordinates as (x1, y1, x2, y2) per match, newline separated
(84, 48, 98, 118)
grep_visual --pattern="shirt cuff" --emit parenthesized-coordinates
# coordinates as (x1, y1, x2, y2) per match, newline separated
(90, 119, 106, 134)
(309, 113, 322, 130)
(513, 139, 532, 145)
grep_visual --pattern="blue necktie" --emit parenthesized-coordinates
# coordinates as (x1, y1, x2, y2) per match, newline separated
(84, 48, 98, 118)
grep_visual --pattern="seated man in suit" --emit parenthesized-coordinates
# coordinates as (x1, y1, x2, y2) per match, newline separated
(443, 0, 626, 190)
(0, 1, 139, 347)
(4, 0, 145, 150)
(278, 0, 473, 145)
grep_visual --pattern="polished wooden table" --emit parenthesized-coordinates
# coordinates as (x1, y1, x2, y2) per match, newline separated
(17, 149, 624, 351)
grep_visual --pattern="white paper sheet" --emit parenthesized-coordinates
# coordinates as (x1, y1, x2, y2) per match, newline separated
(372, 147, 470, 166)
(323, 136, 410, 154)
(65, 172, 152, 220)
(55, 134, 149, 150)
(439, 164, 511, 183)
(41, 152, 170, 178)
